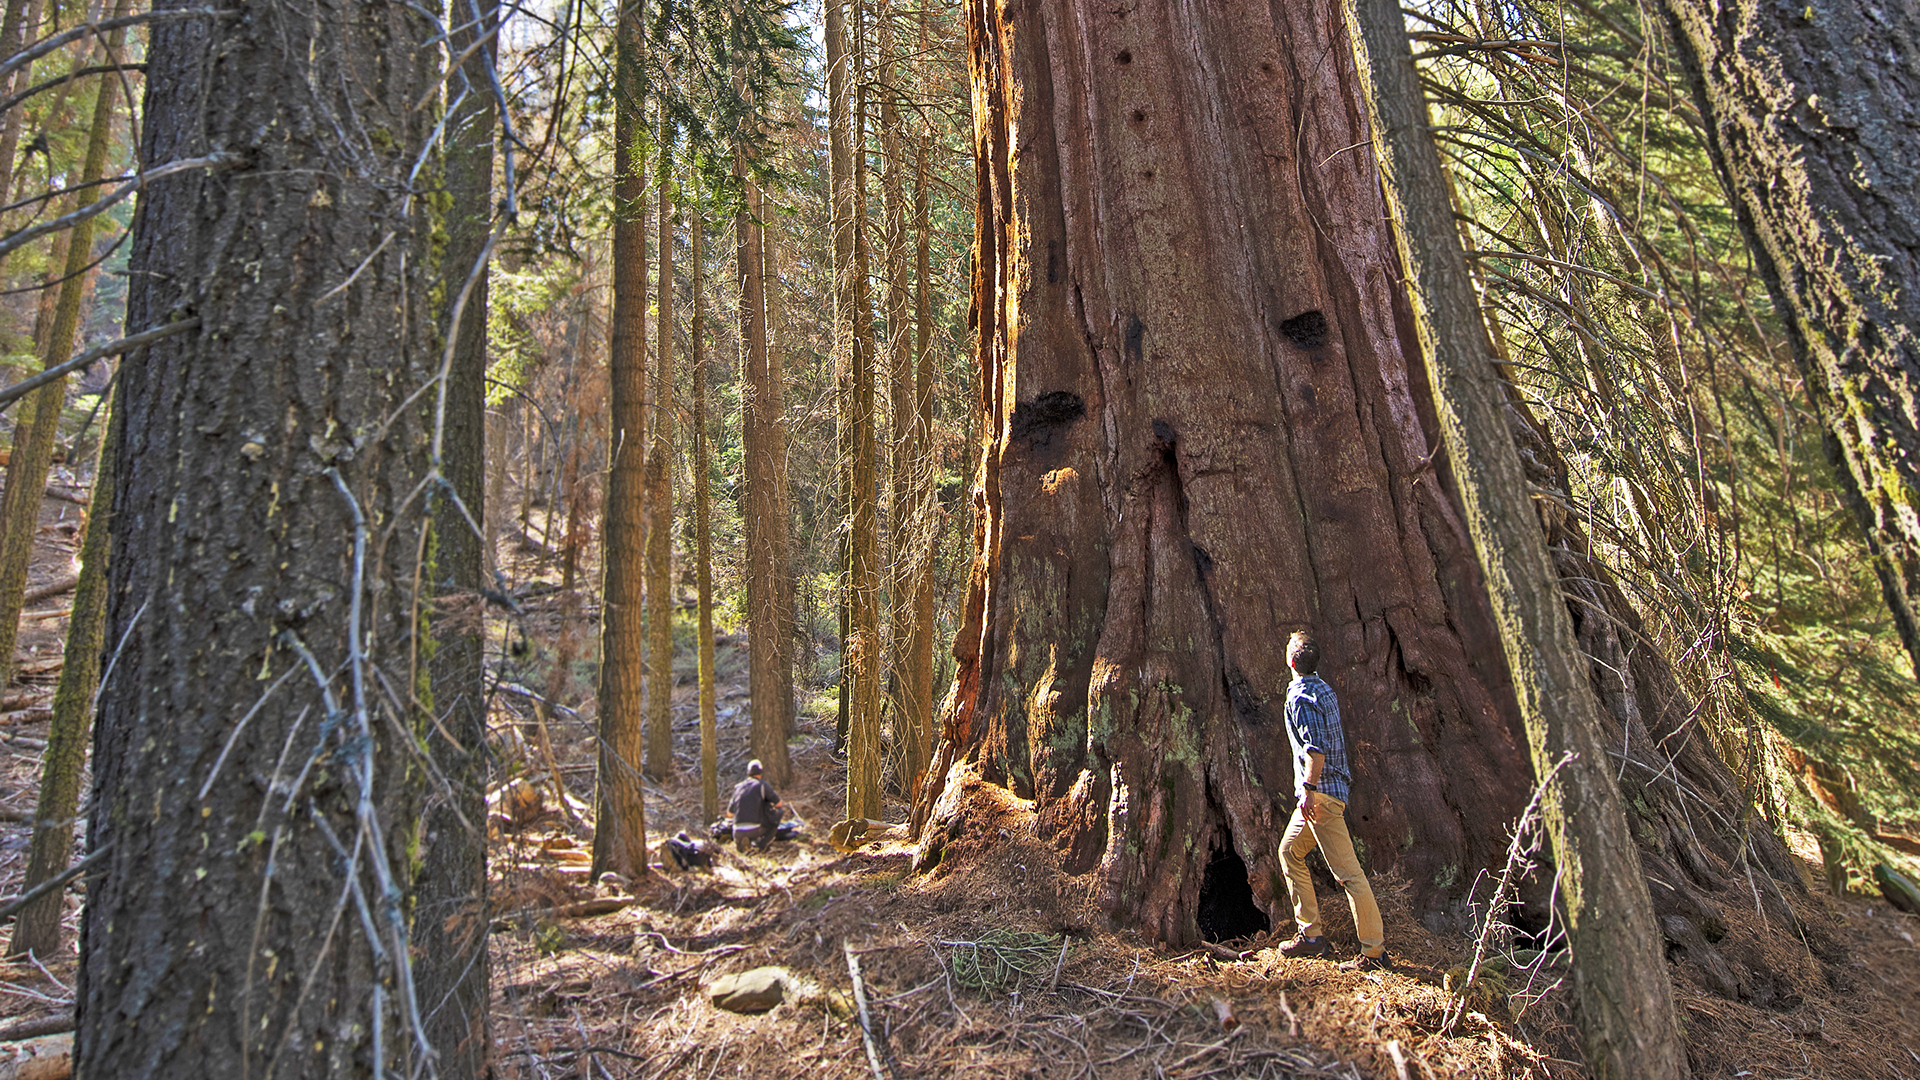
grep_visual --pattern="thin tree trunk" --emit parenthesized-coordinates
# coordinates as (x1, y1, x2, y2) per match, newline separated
(905, 1, 936, 804)
(845, 0, 883, 823)
(81, 0, 437, 1069)
(7, 393, 113, 960)
(592, 0, 650, 878)
(828, 0, 855, 757)
(692, 202, 718, 820)
(761, 189, 796, 772)
(417, 0, 495, 1067)
(1343, 1, 1687, 1073)
(644, 130, 676, 779)
(0, 16, 124, 687)
(1660, 0, 1920, 677)
(738, 162, 791, 785)
(0, 0, 44, 196)
(878, 0, 920, 799)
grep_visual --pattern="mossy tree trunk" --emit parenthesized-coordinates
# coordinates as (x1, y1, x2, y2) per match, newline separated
(1660, 0, 1920, 678)
(0, 9, 125, 686)
(1344, 0, 1686, 1070)
(7, 395, 114, 961)
(416, 0, 496, 1068)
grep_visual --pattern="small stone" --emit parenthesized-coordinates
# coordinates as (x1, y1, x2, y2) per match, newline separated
(707, 966, 789, 1013)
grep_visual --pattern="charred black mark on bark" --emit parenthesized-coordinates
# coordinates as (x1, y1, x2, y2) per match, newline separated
(1225, 667, 1269, 726)
(1009, 390, 1085, 451)
(1279, 310, 1329, 349)
(1191, 543, 1213, 577)
(1124, 314, 1147, 367)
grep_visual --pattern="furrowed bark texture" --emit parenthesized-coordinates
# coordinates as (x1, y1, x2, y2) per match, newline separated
(416, 0, 496, 1067)
(917, 0, 1531, 940)
(1660, 0, 1920, 676)
(1344, 0, 1685, 1071)
(593, 1, 650, 877)
(81, 0, 437, 1074)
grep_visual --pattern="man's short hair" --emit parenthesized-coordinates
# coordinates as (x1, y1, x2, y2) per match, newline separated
(1287, 632, 1320, 675)
(747, 759, 764, 776)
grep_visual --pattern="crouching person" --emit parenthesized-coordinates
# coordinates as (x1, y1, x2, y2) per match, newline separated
(727, 759, 784, 853)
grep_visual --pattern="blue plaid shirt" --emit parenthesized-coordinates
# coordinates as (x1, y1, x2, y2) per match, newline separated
(1285, 674, 1352, 804)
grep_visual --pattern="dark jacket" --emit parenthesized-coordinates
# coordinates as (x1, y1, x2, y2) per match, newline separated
(728, 777, 780, 826)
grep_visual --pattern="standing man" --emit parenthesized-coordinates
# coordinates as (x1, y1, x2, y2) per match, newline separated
(727, 759, 784, 853)
(1277, 632, 1389, 970)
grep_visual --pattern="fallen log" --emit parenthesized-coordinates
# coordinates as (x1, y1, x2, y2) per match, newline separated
(20, 577, 75, 607)
(0, 1032, 68, 1080)
(488, 897, 638, 932)
(0, 1017, 70, 1043)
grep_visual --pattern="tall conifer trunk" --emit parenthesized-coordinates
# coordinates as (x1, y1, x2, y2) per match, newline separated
(917, 0, 1531, 942)
(1659, 0, 1920, 677)
(81, 0, 439, 1070)
(644, 132, 676, 780)
(1344, 0, 1686, 1069)
(692, 204, 719, 819)
(417, 0, 496, 1067)
(738, 164, 792, 784)
(593, 0, 651, 877)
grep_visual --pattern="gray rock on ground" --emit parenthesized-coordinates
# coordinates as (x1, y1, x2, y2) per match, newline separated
(707, 966, 790, 1013)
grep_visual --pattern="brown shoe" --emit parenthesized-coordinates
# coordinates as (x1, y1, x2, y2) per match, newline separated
(1341, 951, 1392, 972)
(1278, 933, 1330, 959)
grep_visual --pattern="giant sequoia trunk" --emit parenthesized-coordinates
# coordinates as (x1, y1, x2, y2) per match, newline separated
(81, 1, 438, 1073)
(919, 0, 1803, 961)
(1659, 0, 1920, 677)
(917, 0, 1532, 941)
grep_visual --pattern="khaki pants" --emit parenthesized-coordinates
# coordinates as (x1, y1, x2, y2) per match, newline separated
(1280, 792, 1384, 956)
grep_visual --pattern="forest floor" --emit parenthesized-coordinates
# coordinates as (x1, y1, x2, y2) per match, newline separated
(0, 488, 1911, 1078)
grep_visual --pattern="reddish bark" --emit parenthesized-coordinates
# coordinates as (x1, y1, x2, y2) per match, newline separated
(917, 0, 1534, 942)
